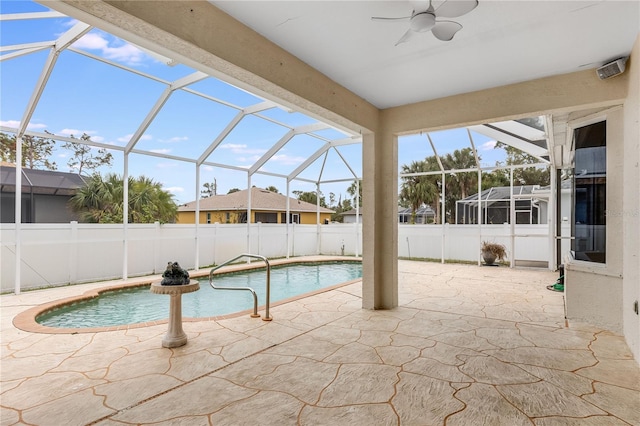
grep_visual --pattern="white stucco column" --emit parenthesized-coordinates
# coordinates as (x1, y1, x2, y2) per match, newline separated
(362, 131, 398, 309)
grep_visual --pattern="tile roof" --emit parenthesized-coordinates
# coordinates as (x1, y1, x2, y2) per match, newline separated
(178, 187, 334, 213)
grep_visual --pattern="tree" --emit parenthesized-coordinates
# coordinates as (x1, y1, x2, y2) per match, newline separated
(441, 148, 478, 223)
(265, 185, 279, 194)
(399, 160, 439, 224)
(61, 132, 113, 175)
(69, 173, 178, 223)
(346, 179, 362, 207)
(201, 180, 217, 198)
(292, 190, 327, 207)
(329, 193, 354, 223)
(495, 142, 550, 186)
(227, 188, 240, 194)
(0, 132, 57, 170)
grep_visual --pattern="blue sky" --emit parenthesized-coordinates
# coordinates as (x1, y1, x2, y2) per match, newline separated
(1, 0, 506, 205)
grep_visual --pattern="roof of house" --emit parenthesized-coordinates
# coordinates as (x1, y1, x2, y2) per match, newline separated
(0, 165, 87, 196)
(178, 187, 334, 213)
(340, 208, 361, 216)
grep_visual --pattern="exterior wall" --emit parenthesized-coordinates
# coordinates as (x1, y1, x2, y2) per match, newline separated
(622, 36, 640, 360)
(0, 193, 79, 223)
(34, 195, 80, 223)
(298, 211, 331, 225)
(176, 210, 330, 224)
(343, 215, 362, 224)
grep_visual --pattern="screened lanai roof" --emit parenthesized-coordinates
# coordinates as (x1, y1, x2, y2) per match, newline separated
(0, 164, 87, 195)
(457, 185, 540, 208)
(1, 1, 553, 203)
(0, 2, 364, 203)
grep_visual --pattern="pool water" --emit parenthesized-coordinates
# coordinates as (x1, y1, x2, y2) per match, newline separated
(36, 262, 362, 328)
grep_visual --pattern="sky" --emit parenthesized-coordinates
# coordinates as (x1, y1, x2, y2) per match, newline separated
(1, 0, 508, 206)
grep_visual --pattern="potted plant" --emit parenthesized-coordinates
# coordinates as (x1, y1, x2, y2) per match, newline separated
(481, 241, 507, 265)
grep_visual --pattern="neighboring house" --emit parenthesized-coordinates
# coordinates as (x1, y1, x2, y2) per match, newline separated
(340, 208, 362, 224)
(398, 205, 436, 224)
(529, 179, 573, 225)
(455, 185, 542, 225)
(177, 187, 334, 224)
(0, 164, 87, 223)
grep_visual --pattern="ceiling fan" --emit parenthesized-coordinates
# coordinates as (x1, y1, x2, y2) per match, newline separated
(371, 0, 478, 45)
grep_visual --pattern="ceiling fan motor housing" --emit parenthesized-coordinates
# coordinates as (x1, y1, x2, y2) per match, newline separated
(410, 12, 436, 32)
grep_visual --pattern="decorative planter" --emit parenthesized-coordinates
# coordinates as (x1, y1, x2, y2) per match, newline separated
(482, 251, 497, 265)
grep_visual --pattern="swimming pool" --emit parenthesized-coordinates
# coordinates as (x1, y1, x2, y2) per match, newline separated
(35, 261, 362, 329)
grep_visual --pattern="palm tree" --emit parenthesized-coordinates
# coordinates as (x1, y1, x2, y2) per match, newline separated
(399, 160, 438, 224)
(444, 148, 478, 200)
(70, 173, 177, 223)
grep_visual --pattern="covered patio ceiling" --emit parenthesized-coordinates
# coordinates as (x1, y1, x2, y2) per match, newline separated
(211, 1, 639, 109)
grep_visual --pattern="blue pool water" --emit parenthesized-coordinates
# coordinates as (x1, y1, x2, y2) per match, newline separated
(36, 262, 362, 328)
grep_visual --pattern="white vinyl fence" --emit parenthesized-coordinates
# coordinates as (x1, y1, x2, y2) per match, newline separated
(1, 222, 562, 293)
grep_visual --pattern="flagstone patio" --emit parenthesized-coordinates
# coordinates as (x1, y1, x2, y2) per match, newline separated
(1, 260, 638, 425)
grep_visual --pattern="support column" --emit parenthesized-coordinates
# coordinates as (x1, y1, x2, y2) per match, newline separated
(362, 130, 398, 310)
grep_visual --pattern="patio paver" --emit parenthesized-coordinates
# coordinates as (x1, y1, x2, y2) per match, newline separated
(1, 260, 638, 425)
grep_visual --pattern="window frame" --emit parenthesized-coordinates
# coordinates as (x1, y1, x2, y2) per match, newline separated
(568, 114, 608, 266)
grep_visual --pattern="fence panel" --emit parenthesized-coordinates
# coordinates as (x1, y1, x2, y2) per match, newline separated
(291, 224, 318, 256)
(320, 223, 360, 256)
(75, 224, 124, 283)
(1, 222, 552, 293)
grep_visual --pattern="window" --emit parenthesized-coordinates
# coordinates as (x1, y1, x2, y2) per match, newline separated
(572, 120, 606, 263)
(255, 212, 277, 223)
(280, 213, 300, 224)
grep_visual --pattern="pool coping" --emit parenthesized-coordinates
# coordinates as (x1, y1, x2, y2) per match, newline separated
(13, 257, 362, 334)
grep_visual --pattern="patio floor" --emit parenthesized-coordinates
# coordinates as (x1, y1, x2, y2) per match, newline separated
(1, 260, 638, 425)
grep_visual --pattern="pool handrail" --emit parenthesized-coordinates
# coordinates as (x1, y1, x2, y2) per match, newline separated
(208, 253, 272, 321)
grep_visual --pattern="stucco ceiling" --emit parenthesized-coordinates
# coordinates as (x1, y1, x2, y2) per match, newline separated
(210, 1, 640, 109)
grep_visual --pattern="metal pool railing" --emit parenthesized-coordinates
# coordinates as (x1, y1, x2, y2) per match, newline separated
(208, 253, 272, 321)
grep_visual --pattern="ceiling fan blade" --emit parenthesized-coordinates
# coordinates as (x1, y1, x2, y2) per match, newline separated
(395, 29, 417, 46)
(431, 21, 463, 41)
(435, 0, 478, 18)
(409, 0, 431, 13)
(371, 15, 411, 22)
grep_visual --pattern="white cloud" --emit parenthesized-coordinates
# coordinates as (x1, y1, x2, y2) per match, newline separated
(219, 143, 267, 155)
(150, 148, 171, 154)
(0, 120, 20, 128)
(72, 32, 146, 66)
(52, 129, 104, 143)
(481, 140, 497, 151)
(164, 186, 184, 194)
(58, 128, 98, 137)
(270, 154, 306, 166)
(237, 155, 263, 164)
(220, 143, 246, 149)
(117, 134, 153, 143)
(0, 120, 47, 130)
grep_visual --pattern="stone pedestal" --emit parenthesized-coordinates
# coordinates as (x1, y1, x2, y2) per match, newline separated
(150, 280, 200, 348)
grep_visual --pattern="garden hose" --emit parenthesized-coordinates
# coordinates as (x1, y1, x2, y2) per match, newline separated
(546, 275, 564, 292)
